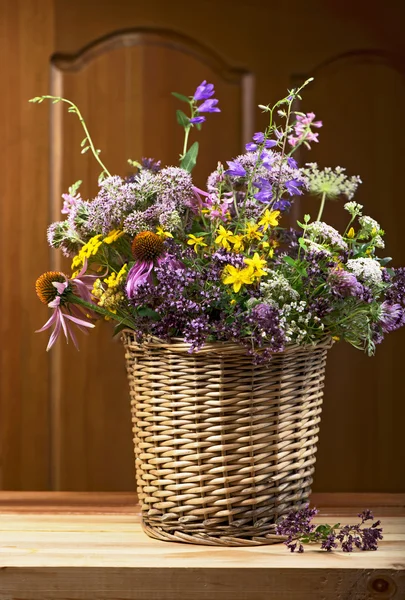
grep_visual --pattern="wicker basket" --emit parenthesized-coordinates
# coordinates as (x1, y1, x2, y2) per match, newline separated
(122, 331, 332, 546)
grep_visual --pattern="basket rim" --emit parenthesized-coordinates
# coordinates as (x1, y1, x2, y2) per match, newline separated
(121, 329, 333, 356)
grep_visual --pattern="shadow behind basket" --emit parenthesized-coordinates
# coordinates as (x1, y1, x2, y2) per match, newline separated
(122, 331, 332, 546)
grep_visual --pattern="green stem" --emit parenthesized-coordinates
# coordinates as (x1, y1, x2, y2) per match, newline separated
(182, 126, 191, 158)
(30, 96, 111, 177)
(316, 192, 327, 221)
(69, 294, 135, 329)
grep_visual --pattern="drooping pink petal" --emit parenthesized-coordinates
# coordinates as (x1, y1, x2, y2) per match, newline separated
(66, 320, 80, 350)
(36, 311, 58, 333)
(63, 313, 96, 328)
(126, 260, 154, 298)
(59, 309, 68, 339)
(52, 281, 68, 294)
(48, 296, 61, 308)
(46, 310, 62, 351)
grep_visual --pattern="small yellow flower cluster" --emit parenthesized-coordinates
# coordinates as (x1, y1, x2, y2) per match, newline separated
(92, 264, 128, 314)
(71, 235, 103, 273)
(103, 229, 125, 244)
(187, 210, 280, 255)
(223, 253, 267, 293)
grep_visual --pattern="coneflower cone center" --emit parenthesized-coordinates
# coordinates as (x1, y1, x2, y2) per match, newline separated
(132, 231, 164, 261)
(35, 271, 66, 304)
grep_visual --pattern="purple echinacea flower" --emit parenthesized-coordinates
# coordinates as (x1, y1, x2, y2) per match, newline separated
(224, 160, 246, 177)
(193, 80, 215, 101)
(36, 272, 96, 351)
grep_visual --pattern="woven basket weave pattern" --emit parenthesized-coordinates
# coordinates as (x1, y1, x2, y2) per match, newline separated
(123, 332, 331, 546)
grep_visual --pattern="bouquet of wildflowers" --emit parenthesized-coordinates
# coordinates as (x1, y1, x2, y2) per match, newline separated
(32, 78, 405, 358)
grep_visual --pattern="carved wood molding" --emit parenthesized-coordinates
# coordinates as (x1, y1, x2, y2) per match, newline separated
(51, 27, 250, 83)
(292, 48, 405, 85)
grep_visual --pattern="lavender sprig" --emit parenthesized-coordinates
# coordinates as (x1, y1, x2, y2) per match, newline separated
(275, 505, 383, 553)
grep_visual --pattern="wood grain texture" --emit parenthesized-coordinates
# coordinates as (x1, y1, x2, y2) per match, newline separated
(0, 493, 403, 599)
(0, 0, 54, 489)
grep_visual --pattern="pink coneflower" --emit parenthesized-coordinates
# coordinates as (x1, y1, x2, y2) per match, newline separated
(35, 271, 96, 351)
(126, 231, 183, 299)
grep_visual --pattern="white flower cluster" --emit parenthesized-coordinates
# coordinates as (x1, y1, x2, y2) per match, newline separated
(346, 257, 383, 287)
(279, 300, 313, 344)
(344, 201, 363, 217)
(306, 221, 348, 251)
(358, 216, 385, 248)
(302, 163, 362, 199)
(260, 271, 299, 305)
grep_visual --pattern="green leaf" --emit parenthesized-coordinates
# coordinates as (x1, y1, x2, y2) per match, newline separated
(333, 523, 341, 530)
(283, 256, 297, 267)
(191, 231, 210, 237)
(181, 141, 199, 173)
(172, 92, 191, 104)
(378, 257, 392, 266)
(195, 122, 202, 131)
(304, 214, 311, 223)
(80, 138, 87, 147)
(68, 180, 82, 195)
(298, 237, 308, 249)
(81, 146, 90, 154)
(137, 307, 161, 321)
(113, 322, 128, 337)
(176, 109, 190, 127)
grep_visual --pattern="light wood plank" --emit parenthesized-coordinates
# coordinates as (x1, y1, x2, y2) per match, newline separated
(0, 493, 403, 600)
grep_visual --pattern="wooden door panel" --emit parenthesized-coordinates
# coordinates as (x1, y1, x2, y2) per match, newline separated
(50, 31, 253, 490)
(0, 0, 54, 490)
(293, 58, 405, 492)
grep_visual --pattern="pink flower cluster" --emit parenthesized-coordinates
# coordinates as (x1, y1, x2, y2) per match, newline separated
(288, 112, 323, 148)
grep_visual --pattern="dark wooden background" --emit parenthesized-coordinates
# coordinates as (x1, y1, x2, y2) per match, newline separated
(1, 0, 404, 492)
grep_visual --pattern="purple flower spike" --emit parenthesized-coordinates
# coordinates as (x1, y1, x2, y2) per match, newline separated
(224, 160, 246, 177)
(287, 157, 298, 169)
(253, 132, 265, 143)
(265, 139, 277, 149)
(197, 98, 220, 113)
(193, 80, 215, 101)
(285, 178, 304, 196)
(190, 116, 206, 124)
(245, 142, 258, 152)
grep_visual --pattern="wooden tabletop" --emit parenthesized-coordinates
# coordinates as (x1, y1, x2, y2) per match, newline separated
(0, 492, 404, 599)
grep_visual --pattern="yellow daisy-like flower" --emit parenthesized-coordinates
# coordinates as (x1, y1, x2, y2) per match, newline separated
(244, 252, 267, 279)
(232, 234, 245, 252)
(103, 229, 124, 244)
(244, 222, 263, 241)
(347, 227, 355, 239)
(215, 225, 237, 250)
(156, 226, 173, 239)
(187, 234, 207, 251)
(223, 265, 255, 293)
(71, 235, 103, 271)
(258, 209, 281, 231)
